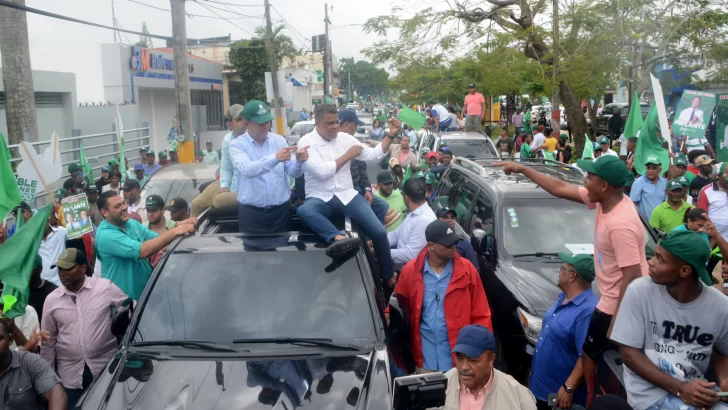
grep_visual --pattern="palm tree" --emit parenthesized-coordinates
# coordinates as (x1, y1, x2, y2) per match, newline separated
(254, 24, 301, 65)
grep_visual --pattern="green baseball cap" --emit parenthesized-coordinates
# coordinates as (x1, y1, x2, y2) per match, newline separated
(438, 140, 448, 148)
(242, 100, 274, 124)
(158, 151, 168, 158)
(228, 104, 244, 121)
(139, 147, 147, 154)
(421, 147, 431, 154)
(32, 254, 43, 270)
(576, 155, 633, 188)
(206, 140, 212, 145)
(557, 253, 596, 282)
(644, 155, 661, 166)
(659, 230, 712, 286)
(415, 171, 426, 180)
(591, 142, 601, 151)
(194, 149, 204, 156)
(425, 172, 437, 184)
(674, 155, 688, 167)
(599, 137, 610, 145)
(68, 163, 82, 173)
(108, 158, 119, 166)
(426, 98, 434, 104)
(666, 180, 684, 191)
(676, 176, 690, 187)
(53, 188, 65, 199)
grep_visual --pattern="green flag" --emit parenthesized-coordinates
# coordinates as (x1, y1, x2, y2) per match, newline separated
(0, 205, 52, 318)
(623, 92, 644, 139)
(79, 142, 94, 186)
(581, 134, 594, 159)
(119, 137, 127, 177)
(398, 107, 426, 130)
(401, 165, 412, 185)
(0, 133, 22, 221)
(634, 105, 670, 176)
(523, 109, 532, 135)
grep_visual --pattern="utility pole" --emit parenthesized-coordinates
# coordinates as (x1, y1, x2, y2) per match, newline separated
(264, 0, 283, 134)
(170, 0, 194, 163)
(0, 0, 39, 156)
(111, 0, 118, 42)
(348, 71, 351, 103)
(551, 0, 560, 129)
(323, 3, 331, 102)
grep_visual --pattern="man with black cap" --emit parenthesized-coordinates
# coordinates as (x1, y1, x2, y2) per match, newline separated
(166, 198, 190, 222)
(611, 230, 728, 410)
(143, 194, 176, 234)
(530, 253, 598, 410)
(95, 165, 112, 192)
(143, 151, 161, 175)
(375, 170, 407, 232)
(7, 201, 32, 238)
(497, 155, 649, 406)
(389, 220, 492, 374)
(436, 208, 478, 271)
(41, 248, 129, 408)
(122, 179, 144, 219)
(463, 84, 486, 132)
(437, 324, 535, 409)
(62, 163, 88, 195)
(630, 154, 667, 220)
(203, 140, 220, 163)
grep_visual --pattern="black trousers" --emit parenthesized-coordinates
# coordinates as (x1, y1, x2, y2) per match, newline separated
(238, 202, 291, 234)
(65, 363, 93, 410)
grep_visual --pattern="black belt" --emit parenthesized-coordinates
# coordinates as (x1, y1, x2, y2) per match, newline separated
(240, 202, 288, 213)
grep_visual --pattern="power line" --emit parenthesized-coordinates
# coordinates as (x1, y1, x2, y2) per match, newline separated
(270, 5, 310, 45)
(191, 0, 265, 19)
(0, 0, 183, 41)
(200, 0, 264, 6)
(128, 0, 261, 20)
(193, 1, 254, 35)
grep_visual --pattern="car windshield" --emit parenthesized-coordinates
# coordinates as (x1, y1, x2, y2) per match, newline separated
(501, 198, 656, 258)
(443, 138, 497, 159)
(133, 250, 377, 346)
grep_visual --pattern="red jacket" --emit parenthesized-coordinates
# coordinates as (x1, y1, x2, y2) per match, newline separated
(391, 248, 492, 369)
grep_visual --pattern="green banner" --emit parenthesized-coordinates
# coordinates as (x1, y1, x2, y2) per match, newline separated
(716, 93, 728, 163)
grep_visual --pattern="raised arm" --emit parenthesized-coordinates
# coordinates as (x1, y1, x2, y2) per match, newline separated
(230, 138, 297, 178)
(495, 162, 585, 203)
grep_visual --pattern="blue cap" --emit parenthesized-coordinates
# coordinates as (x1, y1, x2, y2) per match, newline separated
(134, 163, 144, 171)
(101, 165, 111, 172)
(441, 147, 452, 154)
(452, 325, 495, 358)
(338, 109, 364, 126)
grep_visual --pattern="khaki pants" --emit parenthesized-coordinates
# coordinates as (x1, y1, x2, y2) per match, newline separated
(465, 115, 483, 132)
(190, 180, 239, 217)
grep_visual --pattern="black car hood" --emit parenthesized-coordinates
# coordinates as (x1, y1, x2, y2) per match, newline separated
(499, 258, 601, 316)
(79, 349, 392, 410)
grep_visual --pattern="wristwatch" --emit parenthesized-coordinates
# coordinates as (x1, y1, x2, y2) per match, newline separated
(562, 384, 574, 396)
(364, 187, 372, 192)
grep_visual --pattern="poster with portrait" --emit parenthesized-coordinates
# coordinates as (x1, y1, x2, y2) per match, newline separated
(61, 194, 93, 239)
(716, 93, 728, 163)
(672, 90, 715, 140)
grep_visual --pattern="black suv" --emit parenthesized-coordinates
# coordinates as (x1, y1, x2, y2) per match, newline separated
(430, 157, 658, 383)
(76, 209, 440, 410)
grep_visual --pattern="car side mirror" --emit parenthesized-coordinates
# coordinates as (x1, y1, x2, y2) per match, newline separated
(111, 297, 135, 344)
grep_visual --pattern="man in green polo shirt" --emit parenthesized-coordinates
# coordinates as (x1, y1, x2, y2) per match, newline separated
(95, 191, 195, 300)
(649, 180, 693, 232)
(375, 170, 406, 232)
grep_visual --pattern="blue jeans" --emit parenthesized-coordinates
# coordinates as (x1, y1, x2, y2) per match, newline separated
(647, 392, 728, 410)
(297, 195, 394, 279)
(355, 187, 389, 223)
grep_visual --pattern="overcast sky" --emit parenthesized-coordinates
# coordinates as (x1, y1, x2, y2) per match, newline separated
(5, 0, 394, 102)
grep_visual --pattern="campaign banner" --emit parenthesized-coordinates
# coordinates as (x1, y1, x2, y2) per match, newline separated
(61, 194, 93, 239)
(16, 177, 38, 202)
(672, 90, 716, 140)
(716, 93, 728, 163)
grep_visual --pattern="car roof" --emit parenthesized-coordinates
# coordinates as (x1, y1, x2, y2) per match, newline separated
(145, 163, 219, 180)
(438, 132, 489, 140)
(451, 158, 586, 199)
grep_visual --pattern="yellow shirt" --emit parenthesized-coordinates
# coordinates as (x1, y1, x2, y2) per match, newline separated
(543, 137, 558, 153)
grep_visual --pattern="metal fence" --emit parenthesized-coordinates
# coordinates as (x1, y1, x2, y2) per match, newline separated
(8, 126, 150, 208)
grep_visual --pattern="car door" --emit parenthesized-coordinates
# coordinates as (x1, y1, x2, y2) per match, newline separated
(431, 169, 479, 232)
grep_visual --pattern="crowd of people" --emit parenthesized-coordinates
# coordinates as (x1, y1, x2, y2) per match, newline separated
(2, 91, 728, 410)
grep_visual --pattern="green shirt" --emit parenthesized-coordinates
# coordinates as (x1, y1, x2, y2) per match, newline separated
(375, 189, 407, 232)
(649, 200, 692, 232)
(682, 172, 695, 184)
(521, 142, 536, 159)
(143, 219, 177, 230)
(96, 219, 159, 300)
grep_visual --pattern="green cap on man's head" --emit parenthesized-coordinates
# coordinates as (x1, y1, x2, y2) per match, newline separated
(676, 176, 690, 187)
(666, 180, 684, 191)
(426, 98, 434, 104)
(425, 172, 437, 185)
(576, 155, 633, 188)
(415, 171, 426, 180)
(108, 158, 119, 166)
(242, 100, 274, 124)
(592, 142, 601, 150)
(557, 253, 595, 282)
(659, 230, 712, 286)
(194, 149, 204, 156)
(599, 136, 610, 145)
(68, 163, 82, 173)
(158, 151, 167, 158)
(645, 155, 661, 166)
(675, 155, 688, 167)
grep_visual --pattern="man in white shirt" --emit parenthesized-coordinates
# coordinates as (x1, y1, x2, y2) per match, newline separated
(675, 96, 704, 127)
(296, 104, 397, 288)
(39, 211, 69, 286)
(426, 99, 455, 132)
(598, 136, 618, 157)
(532, 125, 546, 157)
(202, 140, 220, 163)
(385, 178, 437, 268)
(122, 179, 145, 221)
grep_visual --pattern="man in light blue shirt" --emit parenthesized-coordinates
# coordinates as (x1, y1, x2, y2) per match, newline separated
(229, 100, 308, 233)
(629, 155, 667, 220)
(299, 108, 310, 121)
(420, 243, 454, 371)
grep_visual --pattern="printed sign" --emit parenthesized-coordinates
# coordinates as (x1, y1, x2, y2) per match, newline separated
(672, 90, 716, 140)
(16, 177, 38, 202)
(61, 194, 93, 240)
(715, 93, 728, 163)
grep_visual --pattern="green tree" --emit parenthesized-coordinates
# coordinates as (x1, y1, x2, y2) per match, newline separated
(338, 58, 389, 101)
(134, 21, 153, 48)
(253, 24, 301, 65)
(228, 39, 268, 102)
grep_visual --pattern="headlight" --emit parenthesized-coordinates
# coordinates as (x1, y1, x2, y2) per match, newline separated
(517, 307, 543, 345)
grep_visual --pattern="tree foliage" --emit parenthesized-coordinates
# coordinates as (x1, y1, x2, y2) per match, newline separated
(134, 21, 153, 48)
(338, 58, 389, 100)
(253, 24, 301, 65)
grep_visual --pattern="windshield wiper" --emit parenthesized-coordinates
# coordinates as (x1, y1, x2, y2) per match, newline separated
(130, 340, 238, 352)
(512, 252, 561, 258)
(232, 337, 362, 351)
